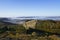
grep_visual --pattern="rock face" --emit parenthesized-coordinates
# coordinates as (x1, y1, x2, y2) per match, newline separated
(23, 20, 37, 29)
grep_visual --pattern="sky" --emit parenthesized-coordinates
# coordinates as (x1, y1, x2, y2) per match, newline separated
(0, 0, 60, 17)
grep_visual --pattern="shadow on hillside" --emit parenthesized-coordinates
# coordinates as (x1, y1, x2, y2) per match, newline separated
(26, 28, 60, 37)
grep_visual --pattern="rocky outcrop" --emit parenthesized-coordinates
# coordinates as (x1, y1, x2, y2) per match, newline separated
(23, 20, 37, 29)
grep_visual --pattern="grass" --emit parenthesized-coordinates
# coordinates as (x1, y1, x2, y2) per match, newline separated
(0, 20, 60, 40)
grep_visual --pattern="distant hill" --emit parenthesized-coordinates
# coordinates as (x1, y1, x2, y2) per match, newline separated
(0, 16, 60, 24)
(17, 16, 60, 20)
(0, 18, 25, 24)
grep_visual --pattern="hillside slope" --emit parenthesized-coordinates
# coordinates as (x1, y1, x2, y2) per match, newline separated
(23, 20, 60, 34)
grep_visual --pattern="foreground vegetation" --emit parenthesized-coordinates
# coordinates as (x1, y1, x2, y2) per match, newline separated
(0, 20, 60, 40)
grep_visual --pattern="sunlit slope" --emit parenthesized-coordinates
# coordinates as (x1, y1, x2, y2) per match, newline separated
(23, 20, 60, 34)
(36, 20, 60, 34)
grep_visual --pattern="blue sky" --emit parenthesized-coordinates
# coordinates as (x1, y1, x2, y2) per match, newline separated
(0, 0, 60, 17)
